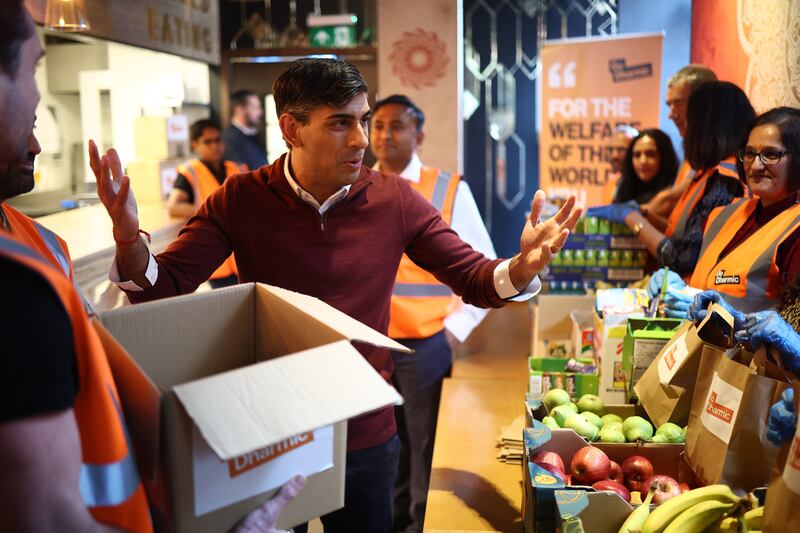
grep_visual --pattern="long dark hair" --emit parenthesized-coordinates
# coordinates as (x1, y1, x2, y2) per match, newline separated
(684, 81, 755, 171)
(614, 129, 678, 204)
(735, 106, 800, 192)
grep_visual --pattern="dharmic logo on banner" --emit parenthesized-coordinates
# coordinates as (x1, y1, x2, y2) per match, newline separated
(608, 59, 653, 82)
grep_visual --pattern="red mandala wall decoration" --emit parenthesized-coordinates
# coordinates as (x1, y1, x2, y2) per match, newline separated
(389, 28, 450, 90)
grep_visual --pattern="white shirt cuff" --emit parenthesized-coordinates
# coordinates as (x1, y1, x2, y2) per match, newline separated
(108, 251, 159, 291)
(493, 259, 541, 301)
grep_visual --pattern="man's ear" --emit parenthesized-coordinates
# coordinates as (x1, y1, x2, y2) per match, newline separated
(279, 114, 303, 148)
(415, 129, 425, 148)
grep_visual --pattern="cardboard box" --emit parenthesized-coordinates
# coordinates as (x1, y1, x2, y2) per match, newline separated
(523, 421, 694, 530)
(622, 318, 684, 401)
(126, 159, 182, 202)
(133, 115, 190, 160)
(97, 283, 406, 532)
(528, 357, 599, 399)
(593, 310, 628, 403)
(531, 294, 595, 358)
(571, 311, 595, 358)
(555, 489, 633, 533)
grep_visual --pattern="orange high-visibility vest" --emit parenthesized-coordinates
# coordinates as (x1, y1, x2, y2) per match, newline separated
(690, 198, 800, 313)
(389, 167, 461, 339)
(1, 204, 93, 312)
(176, 159, 246, 280)
(665, 157, 741, 239)
(673, 160, 696, 189)
(0, 234, 152, 533)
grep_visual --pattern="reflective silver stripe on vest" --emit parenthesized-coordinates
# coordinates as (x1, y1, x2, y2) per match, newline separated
(430, 171, 452, 212)
(393, 282, 453, 297)
(718, 161, 737, 174)
(671, 176, 708, 240)
(33, 220, 95, 316)
(0, 232, 48, 263)
(697, 199, 747, 259)
(80, 386, 141, 508)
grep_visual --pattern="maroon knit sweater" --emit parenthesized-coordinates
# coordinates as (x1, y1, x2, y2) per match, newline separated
(127, 154, 507, 451)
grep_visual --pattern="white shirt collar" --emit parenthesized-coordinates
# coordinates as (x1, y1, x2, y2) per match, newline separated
(373, 152, 423, 183)
(232, 120, 259, 137)
(283, 152, 351, 215)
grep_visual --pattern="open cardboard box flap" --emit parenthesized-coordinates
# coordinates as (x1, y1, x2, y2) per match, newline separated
(174, 340, 403, 460)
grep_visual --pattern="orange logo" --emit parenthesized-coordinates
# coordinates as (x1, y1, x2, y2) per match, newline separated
(790, 436, 800, 471)
(705, 392, 735, 423)
(663, 344, 678, 370)
(227, 432, 314, 478)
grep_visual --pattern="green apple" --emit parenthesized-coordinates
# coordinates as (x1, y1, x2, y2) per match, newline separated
(568, 402, 579, 413)
(651, 434, 670, 444)
(577, 394, 605, 416)
(682, 425, 688, 440)
(656, 422, 685, 443)
(543, 388, 571, 411)
(622, 416, 654, 442)
(541, 416, 560, 430)
(581, 411, 603, 429)
(600, 414, 623, 426)
(598, 428, 626, 443)
(551, 405, 575, 427)
(564, 413, 599, 441)
(603, 421, 623, 433)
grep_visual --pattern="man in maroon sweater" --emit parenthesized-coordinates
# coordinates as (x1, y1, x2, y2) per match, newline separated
(89, 59, 581, 532)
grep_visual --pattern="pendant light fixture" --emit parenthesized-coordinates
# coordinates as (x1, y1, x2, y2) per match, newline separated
(44, 0, 91, 32)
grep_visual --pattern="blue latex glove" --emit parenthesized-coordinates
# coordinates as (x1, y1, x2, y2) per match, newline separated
(584, 200, 639, 224)
(735, 310, 800, 372)
(663, 288, 692, 319)
(687, 290, 747, 330)
(647, 269, 686, 299)
(767, 388, 796, 446)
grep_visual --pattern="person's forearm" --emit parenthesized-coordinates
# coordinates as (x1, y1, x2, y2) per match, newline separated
(115, 238, 152, 288)
(624, 211, 666, 258)
(168, 202, 197, 218)
(643, 209, 669, 233)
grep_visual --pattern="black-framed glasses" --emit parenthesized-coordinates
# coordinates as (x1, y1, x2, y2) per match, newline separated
(737, 148, 790, 165)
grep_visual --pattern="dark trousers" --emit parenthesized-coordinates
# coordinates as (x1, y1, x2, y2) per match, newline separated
(391, 330, 452, 533)
(295, 434, 400, 533)
(208, 274, 238, 289)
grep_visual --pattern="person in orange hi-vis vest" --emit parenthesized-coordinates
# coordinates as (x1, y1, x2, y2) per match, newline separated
(168, 119, 247, 288)
(371, 95, 497, 533)
(638, 64, 718, 232)
(0, 7, 307, 530)
(0, 128, 94, 312)
(657, 107, 800, 320)
(587, 81, 754, 282)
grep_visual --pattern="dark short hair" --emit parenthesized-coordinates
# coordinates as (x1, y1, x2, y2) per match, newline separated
(683, 81, 756, 171)
(736, 106, 800, 192)
(0, 0, 33, 78)
(190, 118, 221, 142)
(231, 89, 258, 110)
(373, 94, 425, 131)
(273, 58, 368, 123)
(615, 128, 679, 203)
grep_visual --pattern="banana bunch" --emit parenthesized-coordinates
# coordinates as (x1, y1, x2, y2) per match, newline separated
(638, 485, 742, 533)
(709, 506, 763, 533)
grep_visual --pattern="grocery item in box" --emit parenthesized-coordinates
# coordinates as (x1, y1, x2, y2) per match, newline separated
(622, 318, 684, 401)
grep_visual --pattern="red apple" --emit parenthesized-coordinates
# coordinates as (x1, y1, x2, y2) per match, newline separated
(570, 446, 611, 485)
(592, 479, 631, 502)
(609, 460, 624, 484)
(535, 461, 566, 481)
(531, 450, 566, 473)
(678, 482, 691, 493)
(621, 455, 654, 492)
(642, 475, 682, 504)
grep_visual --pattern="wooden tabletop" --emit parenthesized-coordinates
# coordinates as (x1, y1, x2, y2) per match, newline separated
(424, 302, 531, 532)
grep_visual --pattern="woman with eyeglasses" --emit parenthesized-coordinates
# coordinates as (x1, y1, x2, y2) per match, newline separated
(657, 106, 800, 317)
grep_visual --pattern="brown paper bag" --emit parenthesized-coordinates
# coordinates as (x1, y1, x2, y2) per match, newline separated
(763, 380, 800, 531)
(686, 346, 789, 490)
(635, 303, 734, 427)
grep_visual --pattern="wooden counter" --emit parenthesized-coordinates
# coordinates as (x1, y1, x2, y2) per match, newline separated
(35, 202, 184, 311)
(424, 302, 532, 532)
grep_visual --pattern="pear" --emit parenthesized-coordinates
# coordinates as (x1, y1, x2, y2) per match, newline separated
(564, 413, 599, 441)
(541, 416, 560, 430)
(622, 416, 654, 442)
(655, 422, 685, 443)
(598, 427, 626, 443)
(581, 411, 603, 429)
